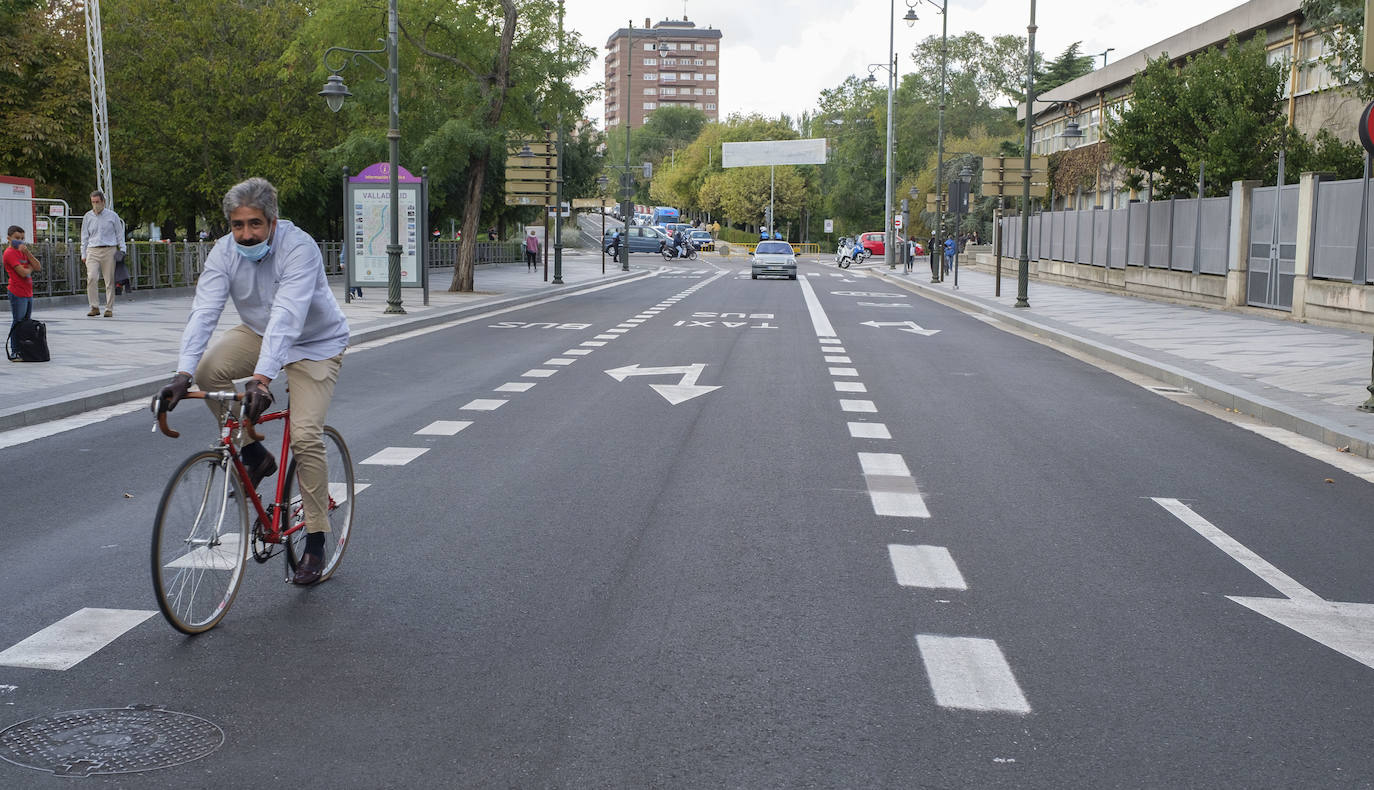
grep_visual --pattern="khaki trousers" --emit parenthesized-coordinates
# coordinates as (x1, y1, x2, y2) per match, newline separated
(197, 325, 344, 534)
(86, 246, 117, 311)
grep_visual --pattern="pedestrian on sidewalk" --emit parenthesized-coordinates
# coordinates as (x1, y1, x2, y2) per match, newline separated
(154, 177, 349, 586)
(79, 190, 126, 318)
(943, 236, 956, 276)
(5, 225, 41, 332)
(525, 228, 541, 271)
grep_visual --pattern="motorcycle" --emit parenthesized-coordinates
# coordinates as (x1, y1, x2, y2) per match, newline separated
(835, 238, 853, 269)
(660, 239, 698, 261)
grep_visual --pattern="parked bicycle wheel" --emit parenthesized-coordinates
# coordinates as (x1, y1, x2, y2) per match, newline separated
(284, 425, 355, 582)
(151, 450, 250, 634)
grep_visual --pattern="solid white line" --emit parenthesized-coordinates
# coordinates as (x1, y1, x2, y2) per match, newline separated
(840, 399, 877, 413)
(416, 420, 473, 435)
(829, 367, 859, 377)
(796, 276, 837, 338)
(916, 635, 1031, 714)
(848, 422, 891, 439)
(523, 369, 557, 378)
(496, 381, 537, 391)
(889, 545, 968, 589)
(361, 446, 430, 465)
(0, 609, 156, 671)
(1152, 497, 1319, 601)
(462, 399, 508, 411)
(834, 381, 868, 393)
(825, 355, 853, 364)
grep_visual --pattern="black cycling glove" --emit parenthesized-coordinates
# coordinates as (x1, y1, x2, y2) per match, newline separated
(156, 372, 193, 414)
(242, 379, 274, 423)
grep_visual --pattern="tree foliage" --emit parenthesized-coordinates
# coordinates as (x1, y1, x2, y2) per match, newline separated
(1302, 0, 1373, 101)
(1038, 42, 1095, 94)
(1107, 34, 1285, 196)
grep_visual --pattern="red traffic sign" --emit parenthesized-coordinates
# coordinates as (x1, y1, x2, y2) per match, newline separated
(1360, 100, 1374, 157)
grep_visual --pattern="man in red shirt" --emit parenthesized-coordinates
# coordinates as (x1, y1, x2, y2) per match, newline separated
(4, 224, 41, 337)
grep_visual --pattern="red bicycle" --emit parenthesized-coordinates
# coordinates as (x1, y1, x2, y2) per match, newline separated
(150, 389, 355, 634)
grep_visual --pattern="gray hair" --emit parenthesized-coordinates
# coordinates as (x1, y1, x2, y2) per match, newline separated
(222, 177, 279, 223)
(90, 190, 105, 200)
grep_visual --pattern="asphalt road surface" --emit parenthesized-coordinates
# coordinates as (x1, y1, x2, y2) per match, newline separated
(3, 259, 1374, 788)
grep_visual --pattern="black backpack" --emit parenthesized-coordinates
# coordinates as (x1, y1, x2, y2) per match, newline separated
(7, 316, 49, 362)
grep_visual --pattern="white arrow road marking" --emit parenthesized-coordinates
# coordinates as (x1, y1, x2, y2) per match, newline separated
(1154, 497, 1374, 670)
(861, 320, 940, 336)
(604, 363, 721, 405)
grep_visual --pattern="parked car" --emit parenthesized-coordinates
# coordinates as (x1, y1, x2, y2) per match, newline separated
(859, 231, 905, 256)
(689, 229, 714, 251)
(604, 225, 669, 255)
(750, 240, 797, 280)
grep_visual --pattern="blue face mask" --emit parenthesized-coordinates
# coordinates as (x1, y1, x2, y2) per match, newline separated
(235, 229, 272, 261)
(9, 239, 21, 249)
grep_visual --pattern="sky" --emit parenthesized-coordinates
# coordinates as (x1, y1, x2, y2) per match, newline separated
(561, 0, 1255, 128)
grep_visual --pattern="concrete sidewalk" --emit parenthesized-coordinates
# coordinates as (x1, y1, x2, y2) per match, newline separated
(848, 259, 1374, 459)
(0, 251, 645, 431)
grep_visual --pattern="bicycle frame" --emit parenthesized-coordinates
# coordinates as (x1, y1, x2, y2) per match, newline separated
(221, 409, 301, 546)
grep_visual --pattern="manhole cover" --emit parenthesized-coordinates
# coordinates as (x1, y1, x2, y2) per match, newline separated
(0, 705, 223, 777)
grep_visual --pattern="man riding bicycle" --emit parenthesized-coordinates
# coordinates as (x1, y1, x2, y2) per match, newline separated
(155, 177, 349, 585)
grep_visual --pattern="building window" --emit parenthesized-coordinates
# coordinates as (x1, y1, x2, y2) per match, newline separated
(645, 73, 658, 81)
(696, 44, 705, 51)
(659, 73, 673, 81)
(643, 87, 657, 95)
(707, 59, 716, 66)
(694, 102, 703, 109)
(1268, 42, 1293, 98)
(706, 44, 716, 51)
(1297, 35, 1335, 95)
(661, 87, 676, 95)
(706, 88, 715, 95)
(694, 59, 705, 66)
(694, 73, 704, 81)
(694, 88, 703, 95)
(706, 73, 716, 81)
(643, 42, 656, 51)
(706, 103, 716, 110)
(643, 58, 657, 66)
(643, 102, 656, 110)
(662, 42, 676, 50)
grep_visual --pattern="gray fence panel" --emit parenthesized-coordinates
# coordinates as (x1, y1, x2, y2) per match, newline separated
(1029, 213, 1041, 259)
(1109, 207, 1128, 269)
(1076, 210, 1094, 264)
(1170, 199, 1198, 272)
(1312, 178, 1360, 281)
(1278, 184, 1299, 306)
(1198, 197, 1231, 276)
(1248, 186, 1278, 304)
(1127, 203, 1148, 266)
(1147, 201, 1172, 268)
(1092, 209, 1109, 267)
(1050, 212, 1065, 260)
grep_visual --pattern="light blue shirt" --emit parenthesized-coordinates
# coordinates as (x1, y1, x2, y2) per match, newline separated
(177, 220, 350, 381)
(80, 208, 126, 258)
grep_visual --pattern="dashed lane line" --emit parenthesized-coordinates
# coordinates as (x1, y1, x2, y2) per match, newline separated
(0, 609, 156, 671)
(916, 635, 1032, 714)
(360, 447, 430, 465)
(889, 545, 968, 590)
(848, 422, 891, 439)
(857, 452, 930, 518)
(461, 399, 508, 411)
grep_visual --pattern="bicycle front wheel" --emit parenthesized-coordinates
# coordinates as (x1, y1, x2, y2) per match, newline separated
(284, 425, 355, 582)
(151, 450, 249, 634)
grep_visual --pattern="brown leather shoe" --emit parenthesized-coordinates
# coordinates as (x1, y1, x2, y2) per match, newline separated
(103, 309, 113, 318)
(87, 307, 100, 316)
(292, 551, 324, 585)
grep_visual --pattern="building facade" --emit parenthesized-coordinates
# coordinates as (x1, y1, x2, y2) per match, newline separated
(604, 17, 723, 130)
(1024, 0, 1359, 209)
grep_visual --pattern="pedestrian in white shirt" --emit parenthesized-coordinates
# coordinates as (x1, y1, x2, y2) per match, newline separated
(79, 190, 126, 317)
(155, 177, 350, 585)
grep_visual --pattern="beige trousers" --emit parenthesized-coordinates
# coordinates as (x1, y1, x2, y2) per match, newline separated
(197, 325, 344, 534)
(86, 246, 117, 311)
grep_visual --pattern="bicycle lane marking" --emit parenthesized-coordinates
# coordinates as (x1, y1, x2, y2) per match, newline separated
(797, 276, 1031, 715)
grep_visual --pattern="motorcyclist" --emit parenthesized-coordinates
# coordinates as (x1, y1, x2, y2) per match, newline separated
(672, 228, 688, 258)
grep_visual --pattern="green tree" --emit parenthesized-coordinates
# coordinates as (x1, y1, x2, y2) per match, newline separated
(1038, 42, 1095, 93)
(1107, 34, 1285, 196)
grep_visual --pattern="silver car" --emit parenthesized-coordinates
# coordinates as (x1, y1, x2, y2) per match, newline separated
(751, 240, 797, 280)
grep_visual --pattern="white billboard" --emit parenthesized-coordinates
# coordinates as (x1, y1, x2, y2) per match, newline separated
(722, 139, 827, 168)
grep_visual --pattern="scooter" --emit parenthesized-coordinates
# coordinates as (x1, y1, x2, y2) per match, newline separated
(660, 239, 698, 261)
(836, 238, 853, 269)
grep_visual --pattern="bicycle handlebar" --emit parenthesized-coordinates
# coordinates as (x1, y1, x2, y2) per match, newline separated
(153, 390, 265, 442)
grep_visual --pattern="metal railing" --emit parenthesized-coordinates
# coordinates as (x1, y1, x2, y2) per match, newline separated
(1, 239, 523, 299)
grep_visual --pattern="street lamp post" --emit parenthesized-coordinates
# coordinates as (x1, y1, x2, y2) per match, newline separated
(320, 0, 404, 314)
(906, 0, 948, 282)
(616, 22, 668, 272)
(552, 0, 565, 285)
(1016, 0, 1037, 308)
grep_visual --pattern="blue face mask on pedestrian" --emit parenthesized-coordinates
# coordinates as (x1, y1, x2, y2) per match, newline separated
(236, 236, 271, 261)
(9, 239, 21, 249)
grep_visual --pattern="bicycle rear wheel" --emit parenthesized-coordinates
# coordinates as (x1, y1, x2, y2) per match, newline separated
(151, 450, 249, 634)
(284, 425, 355, 582)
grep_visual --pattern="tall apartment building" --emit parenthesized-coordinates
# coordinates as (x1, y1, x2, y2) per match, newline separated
(604, 17, 722, 130)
